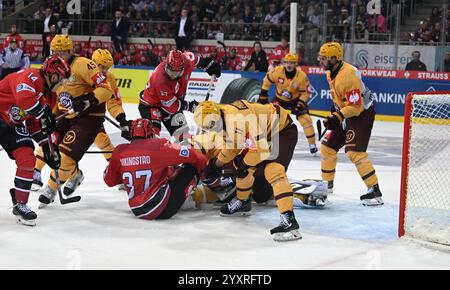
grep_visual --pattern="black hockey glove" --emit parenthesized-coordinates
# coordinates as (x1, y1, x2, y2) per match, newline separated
(116, 113, 132, 141)
(36, 105, 56, 135)
(204, 157, 223, 179)
(42, 143, 61, 170)
(233, 155, 248, 178)
(197, 57, 221, 78)
(72, 94, 99, 113)
(181, 100, 199, 113)
(291, 100, 308, 116)
(323, 111, 344, 130)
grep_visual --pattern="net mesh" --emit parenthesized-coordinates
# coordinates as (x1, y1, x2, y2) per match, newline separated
(404, 93, 450, 245)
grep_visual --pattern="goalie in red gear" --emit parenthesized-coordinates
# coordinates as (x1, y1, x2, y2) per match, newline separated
(103, 118, 207, 220)
(0, 55, 70, 226)
(138, 49, 221, 140)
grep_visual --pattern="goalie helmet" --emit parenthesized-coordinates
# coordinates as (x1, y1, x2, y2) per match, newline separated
(130, 118, 155, 139)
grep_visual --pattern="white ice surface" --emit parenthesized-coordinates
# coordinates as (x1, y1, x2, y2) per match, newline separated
(0, 104, 449, 269)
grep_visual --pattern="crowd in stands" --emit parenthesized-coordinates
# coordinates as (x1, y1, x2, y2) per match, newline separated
(411, 6, 450, 44)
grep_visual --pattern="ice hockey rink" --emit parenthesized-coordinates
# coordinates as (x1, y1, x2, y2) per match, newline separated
(0, 104, 449, 270)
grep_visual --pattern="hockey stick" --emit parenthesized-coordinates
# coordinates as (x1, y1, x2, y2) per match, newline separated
(205, 75, 216, 101)
(104, 115, 121, 130)
(47, 137, 81, 205)
(317, 119, 327, 141)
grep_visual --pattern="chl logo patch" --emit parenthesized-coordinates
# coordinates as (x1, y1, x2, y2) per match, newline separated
(179, 146, 190, 157)
(64, 131, 77, 144)
(346, 130, 356, 143)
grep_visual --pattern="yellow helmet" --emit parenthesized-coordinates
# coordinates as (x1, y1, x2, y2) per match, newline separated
(193, 101, 222, 130)
(283, 53, 297, 63)
(50, 34, 73, 53)
(319, 42, 343, 60)
(92, 49, 114, 69)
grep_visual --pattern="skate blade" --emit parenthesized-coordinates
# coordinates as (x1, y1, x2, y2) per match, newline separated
(272, 229, 302, 242)
(362, 197, 384, 206)
(16, 217, 36, 227)
(219, 211, 251, 217)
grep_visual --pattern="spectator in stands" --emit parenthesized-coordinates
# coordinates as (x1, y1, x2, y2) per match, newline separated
(199, 0, 216, 21)
(405, 51, 427, 71)
(309, 4, 323, 29)
(215, 5, 230, 23)
(431, 23, 441, 43)
(33, 5, 45, 20)
(93, 0, 107, 19)
(192, 14, 206, 39)
(355, 20, 369, 42)
(243, 41, 268, 72)
(0, 38, 30, 80)
(41, 7, 57, 57)
(4, 24, 24, 49)
(272, 35, 289, 67)
(43, 24, 57, 58)
(174, 8, 193, 51)
(429, 7, 441, 26)
(222, 48, 242, 71)
(264, 3, 284, 40)
(111, 10, 130, 53)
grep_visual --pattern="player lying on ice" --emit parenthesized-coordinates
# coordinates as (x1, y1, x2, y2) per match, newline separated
(188, 131, 329, 209)
(103, 118, 207, 220)
(0, 55, 71, 226)
(192, 100, 305, 241)
(139, 49, 221, 141)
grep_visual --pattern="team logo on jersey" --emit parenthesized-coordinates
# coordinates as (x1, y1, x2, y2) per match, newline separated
(59, 92, 73, 109)
(161, 97, 177, 108)
(281, 89, 292, 99)
(347, 89, 361, 105)
(278, 78, 284, 84)
(8, 106, 27, 123)
(179, 146, 190, 157)
(346, 130, 356, 143)
(160, 90, 168, 97)
(16, 83, 36, 93)
(64, 131, 77, 144)
(15, 125, 29, 137)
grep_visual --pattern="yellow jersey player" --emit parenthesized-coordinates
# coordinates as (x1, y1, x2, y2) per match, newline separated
(31, 48, 130, 191)
(258, 53, 317, 155)
(193, 100, 302, 241)
(318, 42, 383, 206)
(38, 35, 115, 207)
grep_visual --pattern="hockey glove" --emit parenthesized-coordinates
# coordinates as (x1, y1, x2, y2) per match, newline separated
(42, 143, 61, 170)
(323, 111, 344, 130)
(291, 100, 308, 116)
(198, 57, 221, 78)
(181, 100, 199, 113)
(35, 105, 56, 135)
(72, 94, 98, 113)
(204, 157, 223, 179)
(116, 113, 132, 141)
(233, 155, 249, 178)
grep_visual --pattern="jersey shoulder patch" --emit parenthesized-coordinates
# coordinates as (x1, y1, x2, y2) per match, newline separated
(179, 146, 190, 158)
(346, 89, 362, 105)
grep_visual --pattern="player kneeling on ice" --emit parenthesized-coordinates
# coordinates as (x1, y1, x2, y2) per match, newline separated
(0, 55, 70, 226)
(193, 100, 302, 241)
(103, 119, 207, 220)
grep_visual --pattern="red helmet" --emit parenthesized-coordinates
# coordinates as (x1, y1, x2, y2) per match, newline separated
(131, 118, 155, 139)
(42, 55, 71, 79)
(164, 50, 184, 79)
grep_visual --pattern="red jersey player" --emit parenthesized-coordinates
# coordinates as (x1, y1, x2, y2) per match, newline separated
(138, 50, 221, 140)
(0, 55, 70, 226)
(104, 118, 207, 220)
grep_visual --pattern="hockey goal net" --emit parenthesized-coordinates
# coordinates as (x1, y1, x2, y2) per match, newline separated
(399, 91, 450, 246)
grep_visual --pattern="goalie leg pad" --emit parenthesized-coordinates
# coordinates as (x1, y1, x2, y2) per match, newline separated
(290, 179, 329, 208)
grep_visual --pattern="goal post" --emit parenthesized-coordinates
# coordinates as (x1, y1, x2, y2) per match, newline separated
(399, 91, 450, 246)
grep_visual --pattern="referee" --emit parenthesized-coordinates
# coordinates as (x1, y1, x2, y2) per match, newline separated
(0, 38, 30, 80)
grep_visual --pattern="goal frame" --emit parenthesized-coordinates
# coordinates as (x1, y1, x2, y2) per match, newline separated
(398, 91, 450, 238)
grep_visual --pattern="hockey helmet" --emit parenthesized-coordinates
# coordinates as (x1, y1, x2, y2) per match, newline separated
(92, 49, 114, 69)
(130, 118, 155, 139)
(283, 53, 298, 63)
(50, 34, 73, 54)
(164, 50, 185, 79)
(41, 55, 71, 79)
(319, 42, 343, 61)
(193, 101, 222, 131)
